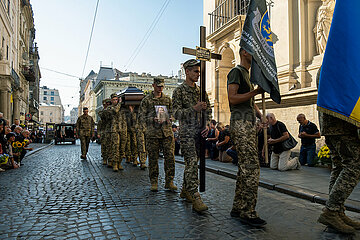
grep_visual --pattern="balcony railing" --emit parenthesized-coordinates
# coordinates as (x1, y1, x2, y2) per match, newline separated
(11, 68, 20, 88)
(209, 0, 250, 34)
(22, 64, 36, 82)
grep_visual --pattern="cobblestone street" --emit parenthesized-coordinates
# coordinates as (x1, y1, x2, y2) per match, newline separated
(0, 142, 358, 239)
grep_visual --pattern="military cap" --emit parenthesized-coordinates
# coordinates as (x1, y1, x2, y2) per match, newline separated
(153, 77, 165, 87)
(102, 99, 109, 104)
(105, 98, 111, 103)
(183, 59, 200, 70)
(110, 93, 118, 99)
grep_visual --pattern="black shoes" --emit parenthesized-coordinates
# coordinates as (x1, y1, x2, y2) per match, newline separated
(230, 210, 267, 227)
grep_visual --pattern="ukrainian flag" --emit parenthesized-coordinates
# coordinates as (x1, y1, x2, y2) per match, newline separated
(317, 0, 360, 127)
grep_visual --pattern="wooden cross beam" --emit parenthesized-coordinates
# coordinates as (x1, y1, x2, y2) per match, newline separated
(182, 26, 222, 192)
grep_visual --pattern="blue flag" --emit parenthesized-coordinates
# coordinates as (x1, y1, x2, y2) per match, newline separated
(240, 0, 281, 104)
(317, 0, 360, 127)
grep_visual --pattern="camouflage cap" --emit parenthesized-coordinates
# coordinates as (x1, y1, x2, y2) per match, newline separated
(153, 77, 165, 87)
(110, 93, 118, 99)
(183, 59, 200, 70)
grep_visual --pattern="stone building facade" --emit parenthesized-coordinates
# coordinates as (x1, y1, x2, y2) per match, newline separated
(82, 66, 181, 122)
(0, 0, 40, 124)
(39, 86, 64, 124)
(39, 104, 63, 124)
(70, 107, 78, 124)
(203, 0, 334, 149)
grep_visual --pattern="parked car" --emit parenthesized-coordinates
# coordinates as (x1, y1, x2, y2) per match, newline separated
(54, 123, 76, 145)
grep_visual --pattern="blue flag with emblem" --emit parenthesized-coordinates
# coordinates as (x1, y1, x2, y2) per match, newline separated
(317, 0, 360, 127)
(240, 0, 281, 104)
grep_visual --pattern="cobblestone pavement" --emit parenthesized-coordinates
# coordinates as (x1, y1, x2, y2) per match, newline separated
(0, 142, 359, 239)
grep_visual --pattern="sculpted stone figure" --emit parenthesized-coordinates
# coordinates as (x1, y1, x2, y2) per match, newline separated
(314, 0, 336, 54)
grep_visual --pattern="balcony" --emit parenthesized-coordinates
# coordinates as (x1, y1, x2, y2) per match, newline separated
(11, 68, 20, 89)
(208, 0, 249, 34)
(22, 65, 36, 82)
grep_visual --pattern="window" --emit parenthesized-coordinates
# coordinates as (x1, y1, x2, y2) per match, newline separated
(50, 118, 52, 122)
(51, 91, 54, 96)
(40, 111, 43, 116)
(50, 102, 54, 105)
(50, 112, 52, 116)
(44, 91, 47, 95)
(6, 45, 8, 60)
(50, 97, 54, 101)
(43, 96, 47, 100)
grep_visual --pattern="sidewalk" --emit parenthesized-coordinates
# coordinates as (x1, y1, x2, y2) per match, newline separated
(24, 142, 53, 158)
(174, 155, 360, 213)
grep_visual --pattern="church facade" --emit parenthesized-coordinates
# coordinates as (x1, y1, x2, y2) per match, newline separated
(203, 0, 334, 149)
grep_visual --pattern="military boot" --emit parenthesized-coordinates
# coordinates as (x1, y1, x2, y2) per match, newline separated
(107, 161, 113, 168)
(113, 163, 119, 172)
(339, 211, 360, 230)
(318, 208, 356, 234)
(133, 159, 139, 166)
(192, 192, 208, 213)
(180, 188, 193, 203)
(150, 181, 158, 192)
(102, 159, 107, 165)
(165, 181, 178, 191)
(125, 157, 131, 163)
(140, 163, 148, 170)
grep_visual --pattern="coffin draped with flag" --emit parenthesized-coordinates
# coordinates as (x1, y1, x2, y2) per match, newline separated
(317, 0, 360, 127)
(240, 0, 280, 104)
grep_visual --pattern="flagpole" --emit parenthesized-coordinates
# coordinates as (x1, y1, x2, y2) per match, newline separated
(262, 92, 269, 164)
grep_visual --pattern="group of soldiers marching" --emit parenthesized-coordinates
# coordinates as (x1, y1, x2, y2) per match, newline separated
(97, 94, 147, 171)
(76, 60, 213, 214)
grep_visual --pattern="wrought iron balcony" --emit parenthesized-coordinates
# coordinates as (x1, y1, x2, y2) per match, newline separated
(11, 68, 20, 88)
(208, 0, 250, 34)
(22, 65, 36, 82)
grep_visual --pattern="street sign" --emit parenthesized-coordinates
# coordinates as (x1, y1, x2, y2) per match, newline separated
(25, 113, 32, 121)
(182, 26, 222, 192)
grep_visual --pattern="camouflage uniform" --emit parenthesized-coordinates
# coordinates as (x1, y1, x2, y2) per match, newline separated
(105, 102, 121, 167)
(118, 109, 128, 163)
(76, 113, 95, 158)
(321, 113, 360, 212)
(227, 65, 259, 219)
(172, 82, 211, 195)
(98, 99, 110, 164)
(139, 91, 175, 184)
(125, 107, 138, 163)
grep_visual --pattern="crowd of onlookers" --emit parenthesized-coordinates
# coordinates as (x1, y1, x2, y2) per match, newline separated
(0, 112, 40, 172)
(172, 112, 320, 172)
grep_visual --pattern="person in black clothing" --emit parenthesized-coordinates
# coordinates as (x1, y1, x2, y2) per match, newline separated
(172, 125, 181, 156)
(206, 120, 219, 160)
(297, 114, 320, 166)
(10, 119, 20, 132)
(216, 122, 233, 163)
(266, 113, 301, 171)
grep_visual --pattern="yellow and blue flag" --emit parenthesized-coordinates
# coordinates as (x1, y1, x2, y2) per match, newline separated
(317, 0, 360, 127)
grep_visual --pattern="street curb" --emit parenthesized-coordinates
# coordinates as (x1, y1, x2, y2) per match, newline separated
(25, 142, 54, 158)
(174, 159, 360, 213)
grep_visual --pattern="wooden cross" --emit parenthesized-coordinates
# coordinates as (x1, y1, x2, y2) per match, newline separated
(182, 26, 222, 192)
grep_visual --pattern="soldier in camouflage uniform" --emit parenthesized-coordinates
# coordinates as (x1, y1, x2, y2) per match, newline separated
(227, 48, 266, 227)
(135, 120, 147, 170)
(105, 93, 123, 171)
(139, 78, 177, 191)
(98, 99, 111, 165)
(125, 105, 138, 165)
(118, 106, 128, 166)
(76, 107, 95, 160)
(317, 114, 360, 233)
(172, 59, 211, 213)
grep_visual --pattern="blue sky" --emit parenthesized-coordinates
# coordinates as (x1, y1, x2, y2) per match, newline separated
(31, 0, 203, 114)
